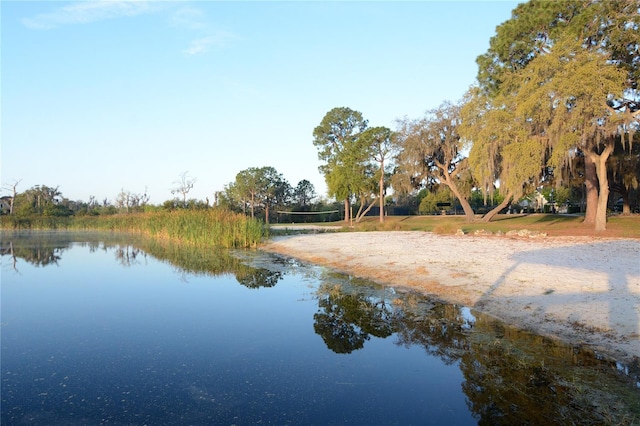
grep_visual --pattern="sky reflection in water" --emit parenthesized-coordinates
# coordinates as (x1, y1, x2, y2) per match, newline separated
(1, 232, 638, 425)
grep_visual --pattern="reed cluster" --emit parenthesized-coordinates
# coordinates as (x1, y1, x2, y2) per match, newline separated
(0, 209, 267, 248)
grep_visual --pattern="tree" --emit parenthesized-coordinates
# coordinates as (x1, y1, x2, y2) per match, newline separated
(2, 178, 21, 215)
(475, 0, 584, 97)
(6, 184, 80, 217)
(12, 185, 61, 216)
(348, 160, 379, 223)
(534, 40, 628, 231)
(319, 135, 381, 223)
(609, 138, 640, 214)
(475, 0, 639, 230)
(395, 102, 476, 221)
(359, 126, 397, 223)
(260, 166, 291, 225)
(221, 182, 248, 214)
(292, 179, 317, 207)
(460, 87, 546, 223)
(313, 107, 368, 222)
(232, 167, 264, 219)
(115, 188, 149, 213)
(229, 166, 291, 224)
(480, 35, 628, 230)
(171, 171, 196, 208)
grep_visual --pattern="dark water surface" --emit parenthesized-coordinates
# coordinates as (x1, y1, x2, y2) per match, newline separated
(2, 231, 639, 425)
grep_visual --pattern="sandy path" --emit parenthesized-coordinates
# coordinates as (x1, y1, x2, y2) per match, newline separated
(261, 231, 640, 363)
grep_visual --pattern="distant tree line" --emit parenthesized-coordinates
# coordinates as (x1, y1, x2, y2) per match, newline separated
(0, 174, 337, 226)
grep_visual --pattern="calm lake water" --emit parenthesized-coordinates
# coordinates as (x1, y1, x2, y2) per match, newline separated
(2, 231, 639, 425)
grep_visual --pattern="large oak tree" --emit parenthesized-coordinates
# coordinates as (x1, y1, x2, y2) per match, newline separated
(475, 0, 639, 230)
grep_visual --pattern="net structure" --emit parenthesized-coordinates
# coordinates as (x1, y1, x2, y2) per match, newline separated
(276, 210, 339, 215)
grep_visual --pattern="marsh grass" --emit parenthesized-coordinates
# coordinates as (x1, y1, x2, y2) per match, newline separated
(0, 209, 266, 248)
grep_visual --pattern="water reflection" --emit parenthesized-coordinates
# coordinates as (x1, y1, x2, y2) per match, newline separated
(314, 280, 640, 425)
(314, 283, 394, 354)
(1, 237, 64, 269)
(311, 279, 640, 424)
(114, 246, 147, 267)
(2, 231, 639, 425)
(1, 231, 284, 289)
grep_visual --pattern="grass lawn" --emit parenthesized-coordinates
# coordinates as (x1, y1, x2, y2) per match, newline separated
(283, 213, 640, 239)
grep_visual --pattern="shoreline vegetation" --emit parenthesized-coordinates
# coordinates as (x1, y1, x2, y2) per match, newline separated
(0, 209, 266, 249)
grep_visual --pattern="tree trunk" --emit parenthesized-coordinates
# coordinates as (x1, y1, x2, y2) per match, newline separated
(481, 194, 512, 223)
(588, 142, 614, 232)
(8, 180, 19, 215)
(622, 191, 631, 216)
(265, 203, 270, 225)
(440, 170, 475, 222)
(611, 182, 632, 215)
(378, 159, 385, 223)
(583, 155, 598, 224)
(355, 196, 378, 223)
(344, 198, 350, 223)
(457, 194, 476, 222)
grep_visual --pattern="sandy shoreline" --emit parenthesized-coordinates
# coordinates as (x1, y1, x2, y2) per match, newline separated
(261, 231, 640, 363)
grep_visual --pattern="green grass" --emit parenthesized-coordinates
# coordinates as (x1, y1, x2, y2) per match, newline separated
(287, 213, 640, 238)
(0, 209, 267, 248)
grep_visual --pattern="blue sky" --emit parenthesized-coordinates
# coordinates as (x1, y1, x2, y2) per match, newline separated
(2, 0, 519, 205)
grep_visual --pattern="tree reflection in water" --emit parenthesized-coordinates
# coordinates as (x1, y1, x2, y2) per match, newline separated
(312, 277, 640, 424)
(1, 237, 64, 270)
(114, 246, 146, 267)
(235, 267, 283, 289)
(313, 284, 394, 354)
(0, 231, 284, 289)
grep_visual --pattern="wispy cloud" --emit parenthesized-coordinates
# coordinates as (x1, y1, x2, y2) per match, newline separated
(21, 0, 163, 30)
(169, 6, 207, 31)
(183, 31, 240, 57)
(21, 0, 241, 57)
(171, 5, 241, 57)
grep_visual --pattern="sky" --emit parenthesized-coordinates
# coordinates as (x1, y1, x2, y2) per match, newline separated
(2, 0, 519, 205)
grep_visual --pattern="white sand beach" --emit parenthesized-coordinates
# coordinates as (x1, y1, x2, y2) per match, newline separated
(262, 231, 640, 363)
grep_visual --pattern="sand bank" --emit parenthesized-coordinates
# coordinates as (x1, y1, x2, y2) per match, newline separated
(262, 231, 640, 363)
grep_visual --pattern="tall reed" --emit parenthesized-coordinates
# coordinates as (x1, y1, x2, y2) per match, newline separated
(0, 209, 267, 248)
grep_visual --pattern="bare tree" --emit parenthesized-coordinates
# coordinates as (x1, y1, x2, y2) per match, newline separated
(2, 179, 22, 215)
(116, 188, 149, 213)
(171, 171, 196, 207)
